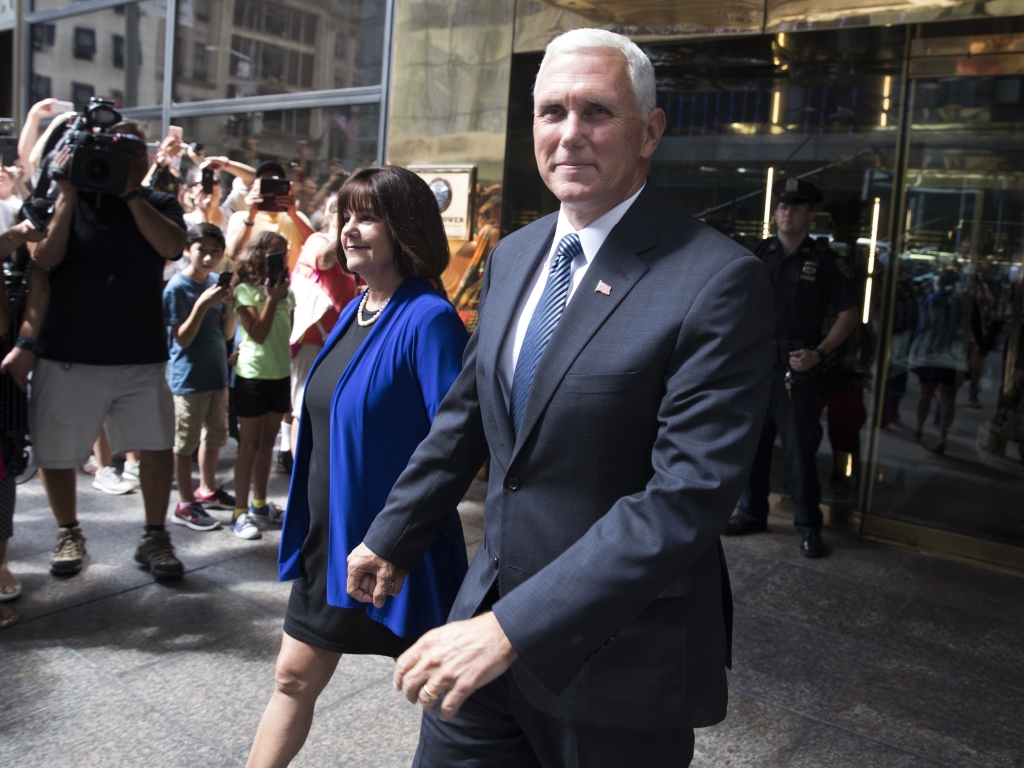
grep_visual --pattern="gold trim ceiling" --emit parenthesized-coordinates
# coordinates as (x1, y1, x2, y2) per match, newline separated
(517, 0, 1024, 52)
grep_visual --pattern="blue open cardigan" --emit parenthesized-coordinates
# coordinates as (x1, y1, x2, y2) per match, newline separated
(278, 277, 470, 640)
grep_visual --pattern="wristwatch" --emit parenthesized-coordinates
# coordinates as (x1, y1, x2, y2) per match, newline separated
(14, 336, 36, 353)
(813, 346, 827, 360)
(122, 187, 144, 203)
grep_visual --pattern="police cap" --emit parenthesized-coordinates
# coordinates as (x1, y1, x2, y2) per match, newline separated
(774, 177, 823, 206)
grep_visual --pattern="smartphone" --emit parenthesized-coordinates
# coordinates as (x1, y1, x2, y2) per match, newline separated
(217, 270, 233, 288)
(52, 100, 75, 114)
(167, 126, 183, 171)
(0, 137, 17, 167)
(201, 166, 216, 195)
(265, 252, 286, 286)
(258, 178, 291, 212)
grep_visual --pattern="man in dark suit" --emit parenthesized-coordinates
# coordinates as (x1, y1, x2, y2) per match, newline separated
(347, 27, 774, 767)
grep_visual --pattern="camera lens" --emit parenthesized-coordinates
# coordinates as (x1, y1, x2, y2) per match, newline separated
(83, 154, 115, 185)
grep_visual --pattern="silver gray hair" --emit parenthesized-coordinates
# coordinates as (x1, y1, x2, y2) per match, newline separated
(534, 28, 657, 120)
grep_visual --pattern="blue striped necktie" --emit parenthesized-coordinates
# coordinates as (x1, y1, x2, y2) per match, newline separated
(509, 232, 581, 437)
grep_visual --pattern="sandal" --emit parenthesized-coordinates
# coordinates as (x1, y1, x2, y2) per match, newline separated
(0, 604, 18, 628)
(0, 582, 22, 602)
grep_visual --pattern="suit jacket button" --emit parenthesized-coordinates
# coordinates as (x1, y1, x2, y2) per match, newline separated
(493, 556, 499, 569)
(505, 476, 520, 491)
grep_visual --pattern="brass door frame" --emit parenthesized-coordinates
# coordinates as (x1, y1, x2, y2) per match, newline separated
(858, 29, 1024, 570)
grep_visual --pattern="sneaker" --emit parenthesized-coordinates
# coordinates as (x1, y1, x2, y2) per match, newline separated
(172, 501, 222, 531)
(50, 526, 87, 575)
(135, 530, 184, 579)
(82, 456, 100, 475)
(92, 466, 135, 495)
(194, 486, 236, 510)
(249, 501, 284, 529)
(121, 462, 141, 489)
(277, 449, 293, 474)
(232, 513, 262, 540)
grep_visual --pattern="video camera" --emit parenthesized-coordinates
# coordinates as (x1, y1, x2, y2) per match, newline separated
(23, 98, 146, 229)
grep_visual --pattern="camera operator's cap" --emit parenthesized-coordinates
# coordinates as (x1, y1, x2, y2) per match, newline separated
(256, 160, 287, 178)
(774, 177, 823, 206)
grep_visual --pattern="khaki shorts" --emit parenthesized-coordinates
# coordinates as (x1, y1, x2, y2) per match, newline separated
(173, 389, 229, 455)
(29, 359, 174, 469)
(290, 343, 322, 418)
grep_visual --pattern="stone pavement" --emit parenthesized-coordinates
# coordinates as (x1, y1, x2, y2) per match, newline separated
(2, 447, 1023, 767)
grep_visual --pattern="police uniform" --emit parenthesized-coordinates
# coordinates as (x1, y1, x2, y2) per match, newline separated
(732, 179, 856, 549)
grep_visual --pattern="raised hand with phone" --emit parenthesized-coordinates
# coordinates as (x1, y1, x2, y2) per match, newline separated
(225, 161, 314, 266)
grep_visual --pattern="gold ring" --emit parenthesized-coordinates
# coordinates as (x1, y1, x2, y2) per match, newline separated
(422, 684, 439, 701)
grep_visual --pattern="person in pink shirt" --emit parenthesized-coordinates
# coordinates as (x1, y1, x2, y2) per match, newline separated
(288, 196, 357, 454)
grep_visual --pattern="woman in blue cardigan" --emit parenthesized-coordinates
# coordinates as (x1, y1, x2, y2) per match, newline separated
(248, 167, 470, 766)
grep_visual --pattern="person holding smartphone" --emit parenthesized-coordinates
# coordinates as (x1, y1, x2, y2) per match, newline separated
(231, 231, 295, 539)
(164, 223, 237, 530)
(225, 161, 314, 271)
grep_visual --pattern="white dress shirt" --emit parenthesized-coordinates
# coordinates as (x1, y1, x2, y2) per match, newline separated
(497, 184, 645, 409)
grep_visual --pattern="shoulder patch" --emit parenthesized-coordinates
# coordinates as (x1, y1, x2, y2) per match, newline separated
(835, 257, 854, 280)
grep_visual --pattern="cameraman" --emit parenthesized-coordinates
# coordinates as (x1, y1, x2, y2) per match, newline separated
(29, 122, 189, 580)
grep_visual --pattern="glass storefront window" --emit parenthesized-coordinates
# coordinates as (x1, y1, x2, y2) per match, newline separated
(166, 104, 377, 224)
(870, 71, 1024, 548)
(172, 0, 386, 103)
(30, 3, 166, 109)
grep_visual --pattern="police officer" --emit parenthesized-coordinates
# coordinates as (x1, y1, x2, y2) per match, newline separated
(725, 178, 858, 557)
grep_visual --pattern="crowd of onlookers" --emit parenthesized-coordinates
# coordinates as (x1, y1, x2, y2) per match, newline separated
(0, 98, 362, 628)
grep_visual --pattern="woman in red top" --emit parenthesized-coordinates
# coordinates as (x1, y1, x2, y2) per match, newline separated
(287, 195, 357, 454)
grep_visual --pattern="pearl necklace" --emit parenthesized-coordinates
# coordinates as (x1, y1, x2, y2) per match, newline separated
(357, 290, 390, 326)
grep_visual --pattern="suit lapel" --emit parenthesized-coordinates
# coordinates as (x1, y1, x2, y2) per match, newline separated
(480, 216, 556, 460)
(510, 188, 660, 463)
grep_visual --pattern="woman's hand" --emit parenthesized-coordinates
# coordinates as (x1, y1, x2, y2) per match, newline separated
(1, 347, 34, 391)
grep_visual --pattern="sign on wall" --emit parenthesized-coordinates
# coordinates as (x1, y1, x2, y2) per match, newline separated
(409, 165, 476, 240)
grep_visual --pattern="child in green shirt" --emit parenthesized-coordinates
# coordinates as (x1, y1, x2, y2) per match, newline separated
(232, 231, 295, 539)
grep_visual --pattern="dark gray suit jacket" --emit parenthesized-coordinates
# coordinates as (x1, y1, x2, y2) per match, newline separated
(364, 184, 773, 730)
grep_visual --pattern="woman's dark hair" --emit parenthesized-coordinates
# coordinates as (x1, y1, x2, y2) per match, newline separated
(334, 166, 450, 281)
(235, 231, 288, 286)
(186, 222, 226, 250)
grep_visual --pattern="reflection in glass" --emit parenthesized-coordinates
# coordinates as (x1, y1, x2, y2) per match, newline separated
(172, 0, 385, 102)
(871, 71, 1024, 548)
(30, 3, 166, 108)
(170, 104, 378, 226)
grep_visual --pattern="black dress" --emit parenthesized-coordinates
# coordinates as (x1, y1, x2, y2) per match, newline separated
(282, 308, 415, 657)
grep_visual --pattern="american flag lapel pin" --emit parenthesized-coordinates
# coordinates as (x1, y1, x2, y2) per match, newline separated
(595, 280, 612, 296)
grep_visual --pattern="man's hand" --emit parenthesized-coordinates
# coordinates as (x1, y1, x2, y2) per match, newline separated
(394, 612, 518, 721)
(346, 541, 408, 608)
(8, 219, 47, 245)
(1, 348, 34, 391)
(244, 185, 263, 215)
(51, 147, 75, 196)
(789, 348, 821, 372)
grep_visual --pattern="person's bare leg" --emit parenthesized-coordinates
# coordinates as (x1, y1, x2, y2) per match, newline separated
(915, 383, 935, 439)
(93, 428, 113, 468)
(252, 412, 281, 502)
(247, 634, 342, 768)
(174, 452, 195, 503)
(0, 539, 16, 591)
(139, 449, 173, 527)
(39, 468, 78, 526)
(125, 450, 141, 473)
(234, 416, 264, 511)
(197, 444, 220, 496)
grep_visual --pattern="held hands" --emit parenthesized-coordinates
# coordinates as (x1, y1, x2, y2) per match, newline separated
(346, 541, 408, 608)
(394, 613, 518, 721)
(789, 348, 821, 372)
